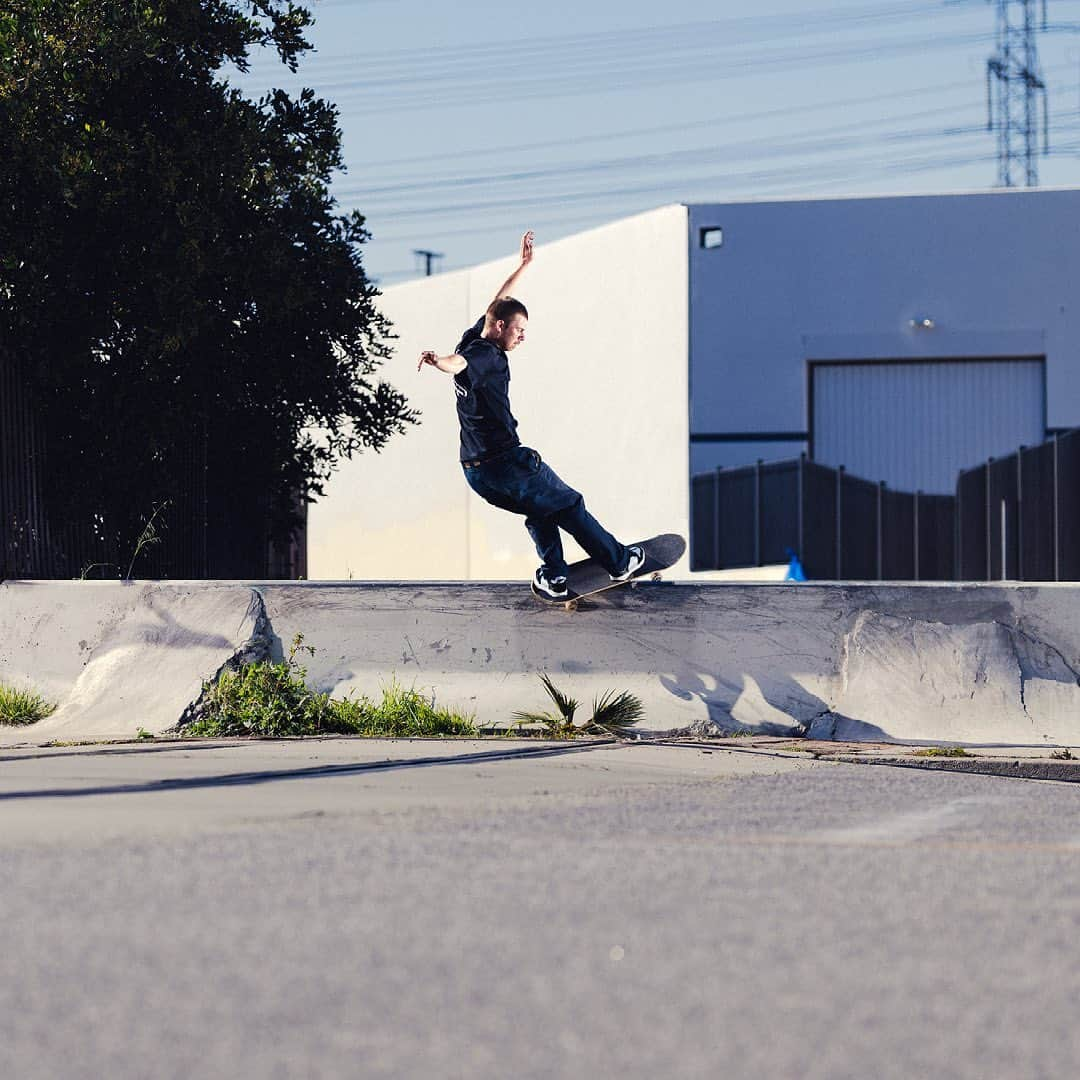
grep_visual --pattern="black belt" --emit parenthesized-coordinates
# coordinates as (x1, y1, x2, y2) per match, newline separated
(462, 447, 518, 469)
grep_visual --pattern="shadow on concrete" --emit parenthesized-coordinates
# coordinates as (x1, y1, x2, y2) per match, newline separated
(0, 740, 617, 802)
(658, 668, 895, 742)
(73, 596, 246, 666)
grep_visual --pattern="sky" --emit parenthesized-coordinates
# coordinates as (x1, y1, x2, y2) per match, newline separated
(234, 0, 1080, 284)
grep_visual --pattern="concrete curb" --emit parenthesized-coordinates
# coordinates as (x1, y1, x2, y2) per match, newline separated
(672, 737, 1080, 783)
(832, 755, 1080, 782)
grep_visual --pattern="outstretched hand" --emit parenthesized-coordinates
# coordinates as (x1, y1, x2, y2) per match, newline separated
(417, 349, 436, 373)
(519, 230, 534, 265)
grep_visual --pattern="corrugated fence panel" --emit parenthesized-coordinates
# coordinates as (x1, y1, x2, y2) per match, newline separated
(1019, 441, 1055, 581)
(1055, 431, 1080, 582)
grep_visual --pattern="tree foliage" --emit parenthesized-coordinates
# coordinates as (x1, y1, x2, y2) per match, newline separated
(0, 0, 415, 551)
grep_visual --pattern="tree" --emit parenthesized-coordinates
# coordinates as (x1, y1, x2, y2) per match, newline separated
(0, 0, 416, 569)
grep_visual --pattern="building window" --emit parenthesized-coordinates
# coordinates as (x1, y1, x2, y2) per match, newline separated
(699, 227, 723, 250)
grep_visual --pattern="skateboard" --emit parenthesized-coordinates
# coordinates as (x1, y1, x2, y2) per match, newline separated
(530, 533, 686, 611)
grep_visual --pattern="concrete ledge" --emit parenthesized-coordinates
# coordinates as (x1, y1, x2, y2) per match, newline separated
(3, 580, 1080, 744)
(0, 582, 261, 743)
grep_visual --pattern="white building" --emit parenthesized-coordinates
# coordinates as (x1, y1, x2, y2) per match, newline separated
(309, 188, 1080, 581)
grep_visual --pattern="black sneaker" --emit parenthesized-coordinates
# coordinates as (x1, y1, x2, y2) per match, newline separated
(609, 545, 645, 582)
(533, 567, 569, 600)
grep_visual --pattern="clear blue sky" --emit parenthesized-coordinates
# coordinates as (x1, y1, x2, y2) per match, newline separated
(235, 0, 1080, 283)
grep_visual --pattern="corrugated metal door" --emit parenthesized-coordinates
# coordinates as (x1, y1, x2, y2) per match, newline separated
(812, 358, 1045, 494)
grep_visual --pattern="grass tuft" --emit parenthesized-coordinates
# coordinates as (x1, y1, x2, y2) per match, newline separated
(0, 682, 56, 726)
(912, 746, 969, 758)
(335, 681, 478, 739)
(182, 634, 476, 739)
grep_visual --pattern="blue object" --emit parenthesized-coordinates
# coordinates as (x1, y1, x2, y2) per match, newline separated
(784, 549, 807, 582)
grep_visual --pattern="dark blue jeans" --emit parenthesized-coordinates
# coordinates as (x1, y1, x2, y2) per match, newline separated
(463, 446, 629, 577)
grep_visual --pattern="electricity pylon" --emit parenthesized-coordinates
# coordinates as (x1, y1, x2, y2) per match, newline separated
(986, 0, 1049, 186)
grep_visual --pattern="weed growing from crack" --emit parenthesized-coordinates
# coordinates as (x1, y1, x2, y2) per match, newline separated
(183, 633, 476, 738)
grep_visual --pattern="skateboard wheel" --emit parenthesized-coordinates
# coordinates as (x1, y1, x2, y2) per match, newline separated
(565, 599, 578, 612)
(651, 571, 662, 581)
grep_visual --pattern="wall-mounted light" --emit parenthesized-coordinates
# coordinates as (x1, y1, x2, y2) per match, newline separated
(909, 316, 936, 330)
(700, 227, 723, 250)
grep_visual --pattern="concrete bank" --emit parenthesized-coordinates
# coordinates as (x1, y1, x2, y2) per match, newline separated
(2, 580, 1080, 744)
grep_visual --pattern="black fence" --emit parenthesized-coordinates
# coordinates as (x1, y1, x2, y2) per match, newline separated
(956, 428, 1080, 582)
(693, 429, 1080, 581)
(1, 356, 306, 580)
(691, 456, 955, 580)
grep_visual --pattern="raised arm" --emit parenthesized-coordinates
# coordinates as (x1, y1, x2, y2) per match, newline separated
(490, 230, 534, 304)
(418, 231, 532, 375)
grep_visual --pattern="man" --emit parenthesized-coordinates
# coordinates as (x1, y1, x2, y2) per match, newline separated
(418, 230, 643, 600)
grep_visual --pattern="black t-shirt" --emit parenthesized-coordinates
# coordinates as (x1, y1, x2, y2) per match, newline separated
(453, 317, 520, 462)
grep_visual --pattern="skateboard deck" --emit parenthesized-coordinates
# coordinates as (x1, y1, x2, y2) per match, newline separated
(530, 533, 686, 611)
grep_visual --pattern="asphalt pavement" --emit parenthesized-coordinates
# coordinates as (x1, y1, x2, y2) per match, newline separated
(2, 737, 1079, 1079)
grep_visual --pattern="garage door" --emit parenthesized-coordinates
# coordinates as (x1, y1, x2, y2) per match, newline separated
(811, 358, 1045, 494)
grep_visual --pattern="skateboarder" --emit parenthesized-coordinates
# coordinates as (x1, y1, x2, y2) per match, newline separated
(418, 230, 643, 600)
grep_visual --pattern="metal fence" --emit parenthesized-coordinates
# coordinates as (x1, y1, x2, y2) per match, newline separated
(693, 429, 1080, 581)
(956, 428, 1080, 582)
(691, 454, 954, 580)
(2, 356, 306, 580)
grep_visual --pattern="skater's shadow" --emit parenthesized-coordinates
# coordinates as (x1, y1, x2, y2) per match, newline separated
(658, 669, 890, 741)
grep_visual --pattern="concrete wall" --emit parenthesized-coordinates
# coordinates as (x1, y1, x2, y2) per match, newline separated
(688, 188, 1080, 479)
(308, 205, 690, 581)
(0, 581, 262, 743)
(5, 579, 1080, 747)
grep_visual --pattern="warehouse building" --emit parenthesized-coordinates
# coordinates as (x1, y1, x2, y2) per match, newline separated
(309, 188, 1080, 581)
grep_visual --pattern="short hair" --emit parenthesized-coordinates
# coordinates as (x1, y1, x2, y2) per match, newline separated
(485, 296, 528, 326)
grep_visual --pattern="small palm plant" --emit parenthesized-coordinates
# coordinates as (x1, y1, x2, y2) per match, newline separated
(589, 687, 646, 733)
(513, 673, 644, 738)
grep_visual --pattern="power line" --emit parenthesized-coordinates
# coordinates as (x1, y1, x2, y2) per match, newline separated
(257, 0, 1080, 275)
(361, 99, 1080, 250)
(255, 1, 991, 78)
(336, 102, 988, 202)
(343, 89, 1080, 218)
(344, 129, 994, 224)
(340, 74, 989, 174)
(362, 144, 1005, 264)
(243, 29, 996, 115)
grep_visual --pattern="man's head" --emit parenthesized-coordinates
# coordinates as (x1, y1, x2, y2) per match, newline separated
(483, 297, 528, 352)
